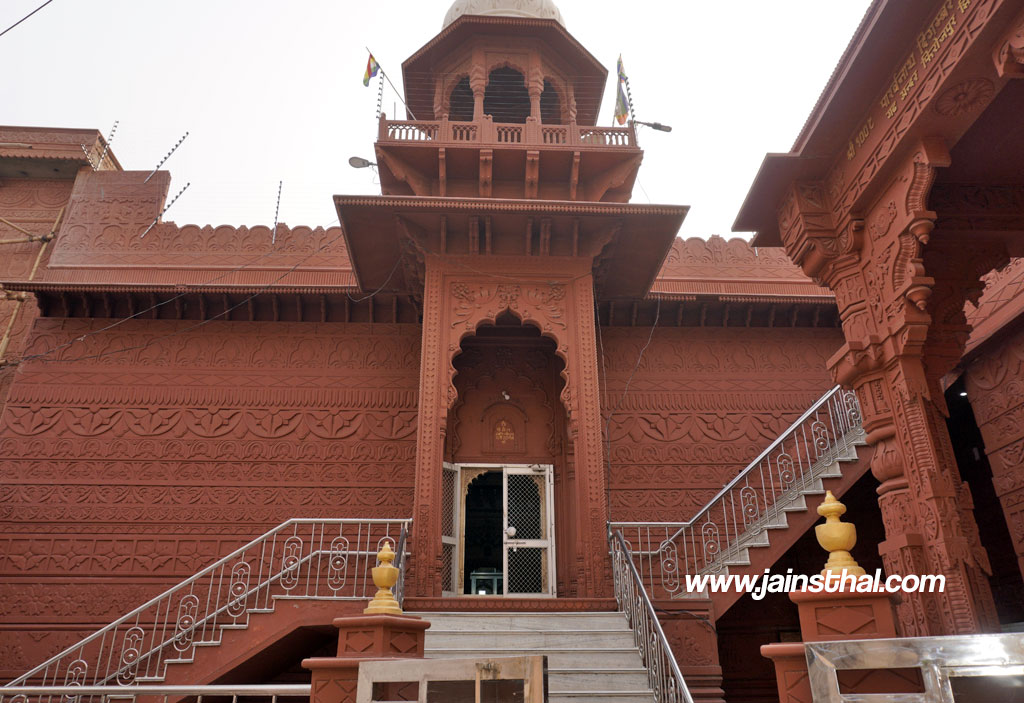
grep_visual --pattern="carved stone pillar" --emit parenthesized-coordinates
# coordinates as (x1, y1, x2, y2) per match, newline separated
(851, 372, 997, 636)
(528, 83, 543, 121)
(775, 140, 1003, 635)
(567, 274, 611, 597)
(964, 323, 1024, 586)
(470, 62, 487, 121)
(410, 259, 448, 597)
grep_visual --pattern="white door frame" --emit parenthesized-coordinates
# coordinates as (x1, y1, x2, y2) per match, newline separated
(452, 462, 556, 597)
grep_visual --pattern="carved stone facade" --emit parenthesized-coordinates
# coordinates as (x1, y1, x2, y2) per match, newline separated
(964, 323, 1024, 584)
(6, 2, 1024, 701)
(603, 327, 841, 522)
(411, 255, 610, 598)
(0, 319, 420, 679)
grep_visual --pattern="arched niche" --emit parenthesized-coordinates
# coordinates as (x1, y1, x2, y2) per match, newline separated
(444, 291, 572, 432)
(448, 76, 474, 121)
(540, 79, 562, 124)
(447, 310, 564, 462)
(484, 66, 531, 124)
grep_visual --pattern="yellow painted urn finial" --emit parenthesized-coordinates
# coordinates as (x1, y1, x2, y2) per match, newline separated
(364, 540, 404, 615)
(815, 490, 866, 577)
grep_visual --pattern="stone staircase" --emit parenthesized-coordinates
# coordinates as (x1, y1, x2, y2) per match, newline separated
(413, 612, 655, 703)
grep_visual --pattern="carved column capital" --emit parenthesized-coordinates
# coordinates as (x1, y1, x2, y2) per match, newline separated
(777, 181, 840, 278)
(993, 7, 1024, 77)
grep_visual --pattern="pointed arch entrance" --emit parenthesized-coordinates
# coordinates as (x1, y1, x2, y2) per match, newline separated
(438, 314, 566, 596)
(410, 257, 610, 600)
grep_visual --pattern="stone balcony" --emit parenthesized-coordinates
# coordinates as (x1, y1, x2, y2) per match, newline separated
(374, 115, 642, 202)
(378, 114, 637, 149)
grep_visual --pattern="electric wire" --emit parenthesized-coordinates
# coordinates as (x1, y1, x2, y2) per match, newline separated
(602, 297, 661, 506)
(0, 0, 55, 39)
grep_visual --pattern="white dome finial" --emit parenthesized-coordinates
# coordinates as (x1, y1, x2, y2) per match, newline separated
(443, 0, 565, 28)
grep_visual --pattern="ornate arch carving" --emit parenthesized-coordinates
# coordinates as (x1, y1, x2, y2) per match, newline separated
(485, 59, 530, 86)
(444, 281, 572, 423)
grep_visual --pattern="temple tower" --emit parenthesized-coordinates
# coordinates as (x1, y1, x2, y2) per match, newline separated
(336, 0, 687, 600)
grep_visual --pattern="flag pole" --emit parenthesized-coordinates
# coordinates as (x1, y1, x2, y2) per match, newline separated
(366, 47, 418, 121)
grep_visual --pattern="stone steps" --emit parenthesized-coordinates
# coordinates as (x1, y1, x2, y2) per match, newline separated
(411, 611, 656, 703)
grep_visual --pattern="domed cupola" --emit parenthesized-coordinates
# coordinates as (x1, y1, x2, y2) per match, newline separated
(442, 0, 565, 28)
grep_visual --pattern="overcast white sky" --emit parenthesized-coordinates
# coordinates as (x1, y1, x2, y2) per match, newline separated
(2, 0, 872, 238)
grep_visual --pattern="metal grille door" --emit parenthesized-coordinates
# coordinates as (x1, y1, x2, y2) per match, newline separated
(441, 462, 459, 596)
(503, 465, 555, 596)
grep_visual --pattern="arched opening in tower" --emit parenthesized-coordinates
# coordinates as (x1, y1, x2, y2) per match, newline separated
(448, 76, 474, 121)
(540, 80, 561, 124)
(484, 67, 531, 124)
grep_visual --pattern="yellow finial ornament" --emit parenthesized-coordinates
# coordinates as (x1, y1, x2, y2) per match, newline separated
(814, 490, 866, 577)
(364, 540, 404, 615)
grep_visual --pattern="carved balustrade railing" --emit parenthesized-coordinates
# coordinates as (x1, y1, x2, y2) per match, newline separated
(5, 519, 410, 689)
(378, 115, 637, 148)
(610, 530, 694, 703)
(611, 386, 863, 599)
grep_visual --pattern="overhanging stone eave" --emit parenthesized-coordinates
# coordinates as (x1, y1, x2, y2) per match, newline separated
(734, 152, 833, 247)
(334, 195, 687, 299)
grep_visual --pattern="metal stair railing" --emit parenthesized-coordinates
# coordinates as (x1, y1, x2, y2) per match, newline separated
(610, 530, 694, 703)
(610, 386, 863, 599)
(1, 683, 310, 703)
(4, 518, 410, 690)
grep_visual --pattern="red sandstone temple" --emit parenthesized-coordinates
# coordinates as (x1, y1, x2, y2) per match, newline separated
(2, 1, 1024, 701)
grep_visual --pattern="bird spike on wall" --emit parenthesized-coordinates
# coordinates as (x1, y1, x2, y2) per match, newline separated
(94, 120, 119, 171)
(375, 75, 384, 120)
(145, 131, 189, 183)
(80, 144, 100, 171)
(139, 182, 190, 238)
(271, 180, 283, 245)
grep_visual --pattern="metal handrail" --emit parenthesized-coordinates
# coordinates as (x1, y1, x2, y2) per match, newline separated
(610, 386, 863, 598)
(6, 518, 410, 688)
(393, 522, 409, 606)
(610, 530, 694, 703)
(627, 386, 852, 540)
(1, 684, 310, 697)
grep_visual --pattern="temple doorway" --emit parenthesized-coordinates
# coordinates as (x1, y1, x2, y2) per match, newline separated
(440, 314, 569, 597)
(444, 464, 555, 596)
